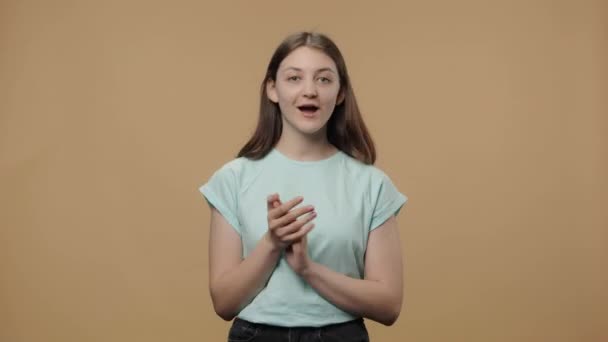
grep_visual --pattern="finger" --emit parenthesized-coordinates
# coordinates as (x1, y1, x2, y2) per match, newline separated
(266, 193, 280, 211)
(282, 222, 315, 243)
(275, 207, 315, 230)
(269, 195, 303, 219)
(276, 211, 316, 238)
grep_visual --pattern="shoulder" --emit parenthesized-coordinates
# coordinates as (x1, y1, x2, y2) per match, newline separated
(209, 155, 268, 189)
(213, 154, 267, 174)
(214, 157, 247, 175)
(340, 153, 391, 184)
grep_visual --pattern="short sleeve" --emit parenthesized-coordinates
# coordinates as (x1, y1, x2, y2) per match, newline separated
(199, 163, 242, 235)
(369, 172, 408, 231)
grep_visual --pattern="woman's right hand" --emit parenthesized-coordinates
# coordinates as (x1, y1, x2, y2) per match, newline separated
(265, 193, 316, 250)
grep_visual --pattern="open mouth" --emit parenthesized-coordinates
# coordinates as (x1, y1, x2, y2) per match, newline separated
(298, 105, 319, 116)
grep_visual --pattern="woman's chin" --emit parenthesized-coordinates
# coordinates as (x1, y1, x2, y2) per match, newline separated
(296, 125, 325, 136)
(283, 116, 328, 137)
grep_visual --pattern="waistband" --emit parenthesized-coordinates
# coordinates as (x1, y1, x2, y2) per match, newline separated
(233, 316, 365, 331)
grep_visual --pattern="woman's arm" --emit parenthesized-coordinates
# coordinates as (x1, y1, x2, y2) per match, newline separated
(287, 215, 403, 326)
(208, 207, 280, 321)
(208, 194, 316, 321)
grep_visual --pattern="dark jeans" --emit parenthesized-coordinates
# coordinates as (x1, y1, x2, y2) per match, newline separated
(227, 317, 370, 342)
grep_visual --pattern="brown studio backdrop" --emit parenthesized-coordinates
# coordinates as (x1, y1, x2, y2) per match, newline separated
(0, 1, 606, 341)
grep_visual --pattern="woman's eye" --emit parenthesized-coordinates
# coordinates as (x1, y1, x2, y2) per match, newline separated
(318, 77, 331, 83)
(287, 76, 300, 81)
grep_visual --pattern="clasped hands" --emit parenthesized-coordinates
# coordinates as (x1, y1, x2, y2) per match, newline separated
(265, 193, 316, 275)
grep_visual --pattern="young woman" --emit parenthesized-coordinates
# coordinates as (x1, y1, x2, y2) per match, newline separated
(199, 31, 408, 342)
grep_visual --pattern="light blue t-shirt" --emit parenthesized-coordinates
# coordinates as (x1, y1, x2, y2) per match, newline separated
(199, 147, 407, 327)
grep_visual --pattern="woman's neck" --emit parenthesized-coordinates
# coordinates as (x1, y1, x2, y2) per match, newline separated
(274, 131, 337, 162)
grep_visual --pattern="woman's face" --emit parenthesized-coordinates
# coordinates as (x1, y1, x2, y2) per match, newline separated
(267, 46, 344, 137)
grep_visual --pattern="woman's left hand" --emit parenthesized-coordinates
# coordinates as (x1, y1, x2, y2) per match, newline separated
(270, 199, 313, 275)
(285, 236, 312, 275)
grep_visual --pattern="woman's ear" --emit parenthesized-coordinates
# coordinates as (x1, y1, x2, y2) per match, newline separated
(266, 79, 278, 103)
(336, 89, 345, 105)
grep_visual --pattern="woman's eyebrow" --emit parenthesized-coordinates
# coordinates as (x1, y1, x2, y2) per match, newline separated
(282, 66, 337, 74)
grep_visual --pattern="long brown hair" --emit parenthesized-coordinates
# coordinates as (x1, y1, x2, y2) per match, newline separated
(237, 32, 376, 165)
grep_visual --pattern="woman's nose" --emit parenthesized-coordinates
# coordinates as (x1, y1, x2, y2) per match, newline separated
(302, 79, 318, 97)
